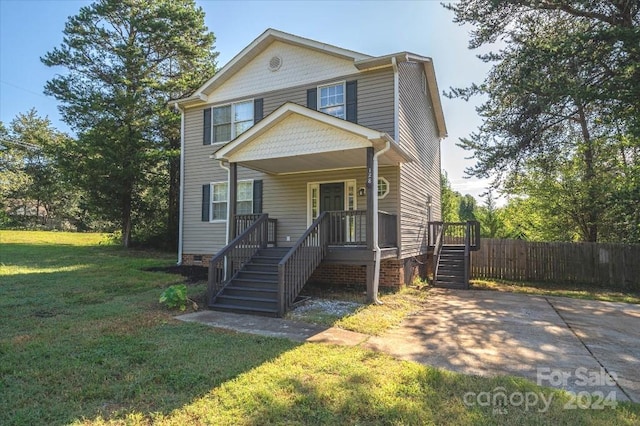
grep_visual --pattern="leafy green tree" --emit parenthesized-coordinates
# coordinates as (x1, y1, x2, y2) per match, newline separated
(445, 0, 640, 137)
(440, 172, 461, 222)
(0, 110, 76, 227)
(42, 0, 217, 247)
(458, 194, 477, 222)
(476, 190, 502, 238)
(445, 2, 640, 242)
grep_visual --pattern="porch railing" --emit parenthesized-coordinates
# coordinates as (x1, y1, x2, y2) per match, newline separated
(207, 213, 270, 305)
(326, 210, 397, 247)
(378, 212, 397, 248)
(278, 212, 329, 316)
(235, 214, 277, 246)
(327, 210, 366, 245)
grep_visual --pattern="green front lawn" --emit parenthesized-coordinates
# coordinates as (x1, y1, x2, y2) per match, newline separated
(1, 231, 638, 425)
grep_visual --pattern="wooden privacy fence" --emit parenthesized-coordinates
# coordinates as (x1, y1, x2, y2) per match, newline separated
(472, 239, 640, 291)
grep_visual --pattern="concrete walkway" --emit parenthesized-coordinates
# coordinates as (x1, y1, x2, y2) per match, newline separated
(177, 289, 640, 403)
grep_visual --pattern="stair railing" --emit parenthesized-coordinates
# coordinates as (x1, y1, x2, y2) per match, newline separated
(430, 221, 481, 287)
(464, 222, 471, 288)
(207, 213, 269, 306)
(432, 222, 445, 286)
(277, 212, 329, 316)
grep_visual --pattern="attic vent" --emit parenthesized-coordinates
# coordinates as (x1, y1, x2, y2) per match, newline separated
(268, 55, 282, 72)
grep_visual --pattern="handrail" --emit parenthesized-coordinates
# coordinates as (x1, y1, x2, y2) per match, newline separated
(464, 221, 471, 288)
(433, 222, 445, 286)
(278, 212, 329, 316)
(207, 214, 269, 305)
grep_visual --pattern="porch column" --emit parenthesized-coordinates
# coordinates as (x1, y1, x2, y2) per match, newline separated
(366, 147, 375, 302)
(366, 147, 374, 251)
(228, 162, 237, 242)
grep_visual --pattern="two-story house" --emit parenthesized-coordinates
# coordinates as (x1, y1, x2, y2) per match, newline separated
(174, 29, 447, 316)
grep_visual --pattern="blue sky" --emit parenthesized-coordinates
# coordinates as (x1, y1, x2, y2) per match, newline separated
(0, 0, 492, 199)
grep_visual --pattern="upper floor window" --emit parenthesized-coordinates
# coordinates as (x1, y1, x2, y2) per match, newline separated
(212, 100, 254, 143)
(318, 82, 345, 119)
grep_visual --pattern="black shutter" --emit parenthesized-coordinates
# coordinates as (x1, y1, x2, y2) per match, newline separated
(254, 98, 264, 123)
(203, 108, 212, 145)
(307, 88, 317, 110)
(346, 80, 357, 123)
(253, 180, 263, 214)
(202, 184, 210, 221)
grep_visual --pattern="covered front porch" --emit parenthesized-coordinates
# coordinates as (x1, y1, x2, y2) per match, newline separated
(207, 102, 414, 316)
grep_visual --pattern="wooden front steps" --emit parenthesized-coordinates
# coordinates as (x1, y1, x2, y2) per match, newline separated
(210, 247, 289, 316)
(435, 245, 468, 289)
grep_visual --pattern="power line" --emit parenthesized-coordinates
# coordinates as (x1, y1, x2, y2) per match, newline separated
(0, 80, 49, 99)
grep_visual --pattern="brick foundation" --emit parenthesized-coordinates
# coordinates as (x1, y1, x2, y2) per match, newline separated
(182, 254, 213, 266)
(183, 253, 431, 287)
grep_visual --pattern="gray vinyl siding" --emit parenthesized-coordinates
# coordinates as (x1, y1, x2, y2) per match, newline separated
(261, 68, 395, 138)
(397, 61, 442, 258)
(183, 123, 399, 255)
(182, 108, 264, 254)
(182, 67, 398, 256)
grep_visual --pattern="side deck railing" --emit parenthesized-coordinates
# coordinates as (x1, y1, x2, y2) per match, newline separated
(278, 212, 329, 316)
(207, 214, 270, 305)
(428, 221, 481, 250)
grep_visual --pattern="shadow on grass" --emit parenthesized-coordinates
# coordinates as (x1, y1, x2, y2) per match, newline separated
(90, 344, 640, 425)
(0, 237, 300, 425)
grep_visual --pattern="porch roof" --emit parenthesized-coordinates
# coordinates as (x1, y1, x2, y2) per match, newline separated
(212, 102, 415, 175)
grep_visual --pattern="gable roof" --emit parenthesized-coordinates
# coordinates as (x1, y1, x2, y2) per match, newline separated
(213, 102, 414, 175)
(176, 29, 447, 138)
(196, 29, 371, 99)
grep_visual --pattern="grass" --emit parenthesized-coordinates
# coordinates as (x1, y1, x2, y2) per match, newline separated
(289, 284, 429, 335)
(471, 278, 640, 304)
(2, 230, 639, 425)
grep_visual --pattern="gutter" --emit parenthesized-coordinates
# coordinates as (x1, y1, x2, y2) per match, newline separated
(372, 140, 391, 304)
(175, 103, 185, 265)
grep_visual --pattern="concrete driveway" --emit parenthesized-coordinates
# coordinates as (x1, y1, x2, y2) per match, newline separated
(179, 288, 639, 403)
(364, 289, 640, 403)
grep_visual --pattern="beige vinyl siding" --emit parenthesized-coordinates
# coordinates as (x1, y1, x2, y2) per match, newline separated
(182, 65, 397, 255)
(182, 111, 399, 255)
(182, 107, 264, 254)
(397, 61, 442, 258)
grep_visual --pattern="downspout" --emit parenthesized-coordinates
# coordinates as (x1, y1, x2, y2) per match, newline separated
(372, 140, 391, 304)
(219, 161, 231, 245)
(175, 102, 185, 265)
(392, 56, 399, 142)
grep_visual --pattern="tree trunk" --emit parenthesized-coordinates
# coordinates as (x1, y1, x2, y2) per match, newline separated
(122, 197, 132, 248)
(577, 103, 598, 242)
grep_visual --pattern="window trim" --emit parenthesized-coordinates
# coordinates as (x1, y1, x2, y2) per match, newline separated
(378, 177, 390, 199)
(210, 99, 254, 145)
(209, 179, 254, 223)
(317, 81, 346, 119)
